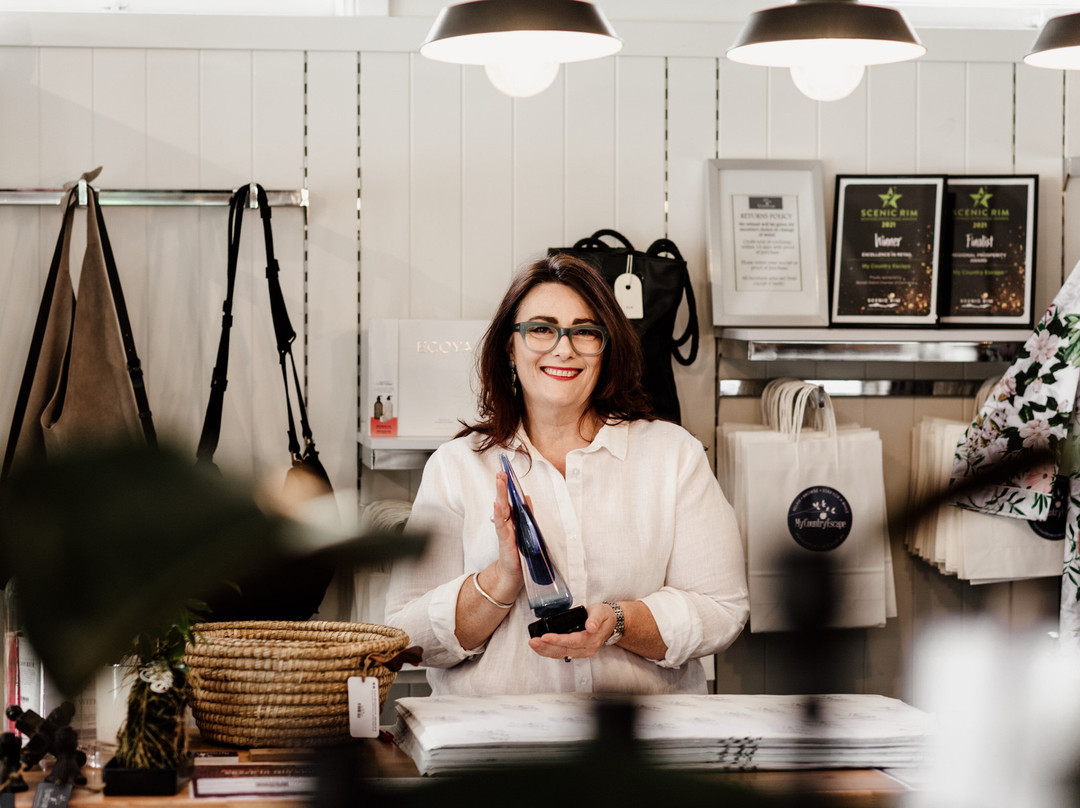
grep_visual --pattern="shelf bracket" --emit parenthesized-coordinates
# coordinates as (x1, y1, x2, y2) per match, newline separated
(718, 379, 991, 398)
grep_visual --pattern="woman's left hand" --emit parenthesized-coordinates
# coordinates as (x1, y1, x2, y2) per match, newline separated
(526, 601, 615, 661)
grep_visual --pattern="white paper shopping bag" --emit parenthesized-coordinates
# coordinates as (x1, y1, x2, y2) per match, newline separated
(742, 428, 890, 633)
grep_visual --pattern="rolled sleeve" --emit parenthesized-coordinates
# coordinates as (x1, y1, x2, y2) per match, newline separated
(640, 587, 704, 668)
(427, 573, 485, 663)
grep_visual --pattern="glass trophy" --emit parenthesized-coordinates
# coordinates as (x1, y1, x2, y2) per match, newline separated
(500, 454, 588, 638)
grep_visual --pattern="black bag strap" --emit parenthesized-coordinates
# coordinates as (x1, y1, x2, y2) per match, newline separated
(589, 229, 635, 251)
(648, 238, 699, 366)
(198, 183, 325, 477)
(91, 186, 157, 446)
(196, 186, 248, 464)
(1, 187, 79, 483)
(570, 236, 610, 252)
(257, 184, 317, 462)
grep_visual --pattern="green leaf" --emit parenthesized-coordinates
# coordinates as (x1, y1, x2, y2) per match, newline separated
(0, 443, 427, 698)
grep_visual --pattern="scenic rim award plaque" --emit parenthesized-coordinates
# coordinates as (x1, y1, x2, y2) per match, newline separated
(831, 175, 945, 326)
(940, 175, 1037, 326)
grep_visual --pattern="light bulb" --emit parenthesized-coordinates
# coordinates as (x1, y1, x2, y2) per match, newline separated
(789, 63, 866, 101)
(484, 61, 560, 98)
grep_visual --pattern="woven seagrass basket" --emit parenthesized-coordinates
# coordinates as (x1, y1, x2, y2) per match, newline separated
(183, 620, 410, 748)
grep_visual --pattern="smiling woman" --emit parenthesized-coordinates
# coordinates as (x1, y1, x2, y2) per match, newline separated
(383, 253, 749, 697)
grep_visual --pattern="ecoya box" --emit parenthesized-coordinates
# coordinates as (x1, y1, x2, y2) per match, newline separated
(361, 319, 488, 437)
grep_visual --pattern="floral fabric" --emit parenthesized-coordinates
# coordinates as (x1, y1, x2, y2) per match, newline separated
(950, 264, 1080, 648)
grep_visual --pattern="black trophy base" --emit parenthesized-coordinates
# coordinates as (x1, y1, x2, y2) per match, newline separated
(528, 606, 589, 638)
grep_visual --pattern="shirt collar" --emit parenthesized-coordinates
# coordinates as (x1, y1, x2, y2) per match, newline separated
(511, 420, 629, 460)
(589, 420, 628, 459)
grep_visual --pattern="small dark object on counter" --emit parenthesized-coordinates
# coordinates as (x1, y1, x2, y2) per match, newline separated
(5, 702, 86, 785)
(0, 732, 27, 793)
(47, 726, 87, 786)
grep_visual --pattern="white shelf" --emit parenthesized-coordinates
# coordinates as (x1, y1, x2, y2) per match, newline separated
(357, 433, 447, 470)
(719, 327, 1029, 363)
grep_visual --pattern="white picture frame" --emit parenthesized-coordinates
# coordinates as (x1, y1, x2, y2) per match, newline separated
(706, 158, 829, 327)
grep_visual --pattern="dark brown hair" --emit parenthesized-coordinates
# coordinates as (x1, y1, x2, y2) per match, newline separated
(458, 253, 654, 451)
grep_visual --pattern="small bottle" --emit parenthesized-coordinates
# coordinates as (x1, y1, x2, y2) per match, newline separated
(383, 395, 394, 421)
(4, 579, 44, 737)
(373, 395, 383, 420)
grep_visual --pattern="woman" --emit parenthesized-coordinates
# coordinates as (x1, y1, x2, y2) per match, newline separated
(384, 253, 747, 696)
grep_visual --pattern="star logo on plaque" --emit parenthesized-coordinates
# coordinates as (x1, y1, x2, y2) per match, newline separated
(878, 186, 902, 209)
(970, 186, 993, 209)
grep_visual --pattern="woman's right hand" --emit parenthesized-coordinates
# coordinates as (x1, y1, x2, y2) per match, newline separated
(485, 471, 524, 602)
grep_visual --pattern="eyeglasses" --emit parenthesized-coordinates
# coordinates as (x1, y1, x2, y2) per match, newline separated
(512, 321, 609, 356)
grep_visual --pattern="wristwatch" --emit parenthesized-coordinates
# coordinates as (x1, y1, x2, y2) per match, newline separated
(602, 600, 624, 646)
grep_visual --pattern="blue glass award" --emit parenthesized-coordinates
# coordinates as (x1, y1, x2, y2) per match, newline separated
(500, 453, 588, 638)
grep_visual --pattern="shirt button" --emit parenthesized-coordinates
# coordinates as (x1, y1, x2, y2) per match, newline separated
(570, 468, 580, 477)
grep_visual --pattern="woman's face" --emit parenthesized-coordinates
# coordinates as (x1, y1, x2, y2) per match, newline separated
(509, 282, 604, 423)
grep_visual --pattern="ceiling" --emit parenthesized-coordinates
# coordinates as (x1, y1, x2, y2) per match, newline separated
(2, 0, 1080, 31)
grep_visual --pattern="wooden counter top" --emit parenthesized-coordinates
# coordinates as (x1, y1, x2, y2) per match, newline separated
(5, 734, 913, 807)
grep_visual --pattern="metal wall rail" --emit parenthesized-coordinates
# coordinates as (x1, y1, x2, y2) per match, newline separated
(0, 183, 308, 208)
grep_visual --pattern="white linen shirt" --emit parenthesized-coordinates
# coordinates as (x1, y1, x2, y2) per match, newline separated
(384, 419, 749, 696)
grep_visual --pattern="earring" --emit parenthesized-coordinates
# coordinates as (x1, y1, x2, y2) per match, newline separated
(509, 359, 517, 389)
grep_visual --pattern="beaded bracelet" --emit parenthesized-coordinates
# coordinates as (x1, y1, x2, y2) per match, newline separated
(473, 572, 514, 609)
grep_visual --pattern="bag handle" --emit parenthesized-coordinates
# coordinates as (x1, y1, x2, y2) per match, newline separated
(761, 378, 801, 430)
(589, 229, 635, 251)
(647, 238, 699, 366)
(257, 184, 324, 472)
(196, 187, 247, 465)
(90, 185, 157, 448)
(570, 236, 610, 252)
(0, 186, 79, 483)
(197, 183, 326, 479)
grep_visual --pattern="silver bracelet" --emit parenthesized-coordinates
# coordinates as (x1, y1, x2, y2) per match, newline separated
(472, 572, 514, 609)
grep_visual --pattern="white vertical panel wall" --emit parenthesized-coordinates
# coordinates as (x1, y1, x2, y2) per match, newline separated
(145, 50, 202, 447)
(0, 23, 1076, 696)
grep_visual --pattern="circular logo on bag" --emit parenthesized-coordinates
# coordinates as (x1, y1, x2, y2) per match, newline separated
(1029, 474, 1067, 541)
(787, 486, 853, 551)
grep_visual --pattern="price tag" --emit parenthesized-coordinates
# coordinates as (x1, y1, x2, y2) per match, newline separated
(614, 257, 644, 320)
(347, 676, 380, 738)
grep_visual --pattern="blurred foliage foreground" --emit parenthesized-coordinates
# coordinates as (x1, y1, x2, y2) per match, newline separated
(0, 442, 426, 700)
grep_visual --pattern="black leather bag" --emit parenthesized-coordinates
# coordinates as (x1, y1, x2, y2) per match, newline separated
(549, 229, 699, 423)
(196, 184, 335, 622)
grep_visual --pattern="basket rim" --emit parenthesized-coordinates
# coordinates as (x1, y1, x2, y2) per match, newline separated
(184, 620, 409, 663)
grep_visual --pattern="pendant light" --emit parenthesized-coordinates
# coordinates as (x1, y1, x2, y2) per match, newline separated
(726, 0, 925, 102)
(421, 0, 622, 98)
(1024, 12, 1080, 70)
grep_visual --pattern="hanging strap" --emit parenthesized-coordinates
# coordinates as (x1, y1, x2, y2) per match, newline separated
(198, 183, 322, 471)
(648, 238, 699, 366)
(91, 185, 157, 447)
(0, 187, 79, 484)
(257, 183, 308, 461)
(196, 186, 248, 464)
(260, 187, 325, 478)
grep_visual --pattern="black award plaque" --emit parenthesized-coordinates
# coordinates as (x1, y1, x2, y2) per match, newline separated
(940, 176, 1037, 326)
(831, 176, 945, 326)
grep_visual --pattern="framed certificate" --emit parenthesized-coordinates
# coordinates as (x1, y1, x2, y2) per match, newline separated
(940, 175, 1037, 326)
(831, 175, 945, 326)
(706, 158, 829, 326)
